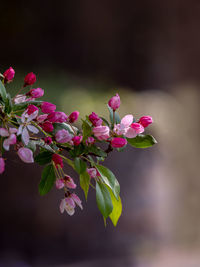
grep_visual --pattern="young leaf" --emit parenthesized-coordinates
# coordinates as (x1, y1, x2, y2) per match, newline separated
(74, 157, 87, 174)
(107, 105, 121, 125)
(107, 187, 122, 226)
(80, 172, 90, 200)
(0, 80, 7, 102)
(52, 122, 74, 135)
(35, 151, 53, 165)
(4, 93, 12, 114)
(96, 181, 113, 219)
(127, 134, 157, 148)
(87, 145, 107, 158)
(39, 164, 56, 195)
(82, 120, 92, 141)
(95, 164, 120, 200)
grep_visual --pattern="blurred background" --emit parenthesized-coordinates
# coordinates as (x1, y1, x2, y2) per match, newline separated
(1, 0, 200, 266)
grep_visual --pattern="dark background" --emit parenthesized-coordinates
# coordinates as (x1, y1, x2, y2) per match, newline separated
(1, 1, 200, 266)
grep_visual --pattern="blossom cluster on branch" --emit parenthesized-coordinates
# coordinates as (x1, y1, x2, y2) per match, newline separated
(0, 67, 157, 226)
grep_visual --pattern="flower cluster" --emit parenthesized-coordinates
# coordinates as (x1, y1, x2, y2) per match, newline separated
(0, 67, 156, 226)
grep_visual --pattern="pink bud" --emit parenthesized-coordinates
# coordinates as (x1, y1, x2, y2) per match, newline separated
(44, 136, 52, 144)
(89, 112, 103, 126)
(28, 88, 44, 98)
(72, 135, 83, 146)
(138, 116, 153, 128)
(52, 154, 63, 168)
(24, 72, 36, 86)
(37, 114, 48, 123)
(47, 111, 68, 123)
(68, 111, 79, 123)
(55, 129, 72, 143)
(41, 121, 54, 132)
(85, 137, 95, 146)
(18, 147, 34, 163)
(111, 137, 127, 148)
(93, 126, 110, 140)
(0, 158, 5, 174)
(108, 93, 120, 111)
(27, 104, 39, 115)
(40, 102, 56, 113)
(3, 67, 15, 82)
(131, 123, 144, 134)
(87, 168, 97, 178)
(64, 175, 77, 189)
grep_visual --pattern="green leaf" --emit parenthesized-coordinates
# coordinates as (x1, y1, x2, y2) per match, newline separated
(39, 164, 56, 195)
(63, 157, 75, 169)
(4, 93, 12, 114)
(96, 181, 113, 219)
(69, 144, 85, 158)
(127, 134, 157, 148)
(107, 187, 122, 226)
(35, 151, 53, 165)
(52, 122, 74, 135)
(74, 157, 87, 174)
(107, 105, 121, 126)
(95, 164, 120, 200)
(82, 120, 92, 141)
(87, 145, 107, 158)
(100, 117, 110, 126)
(80, 172, 90, 200)
(0, 80, 7, 102)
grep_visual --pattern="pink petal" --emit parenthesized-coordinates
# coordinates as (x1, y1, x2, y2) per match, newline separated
(22, 128, 30, 145)
(125, 127, 137, 138)
(0, 128, 9, 137)
(71, 193, 83, 210)
(18, 147, 34, 163)
(9, 128, 18, 134)
(0, 158, 5, 174)
(56, 179, 65, 189)
(121, 114, 133, 127)
(59, 199, 66, 213)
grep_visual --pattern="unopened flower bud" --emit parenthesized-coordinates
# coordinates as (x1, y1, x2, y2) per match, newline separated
(27, 104, 39, 115)
(28, 88, 44, 98)
(52, 154, 63, 168)
(93, 126, 110, 140)
(41, 121, 54, 132)
(44, 136, 52, 145)
(131, 123, 144, 134)
(89, 112, 102, 126)
(3, 67, 15, 83)
(47, 111, 68, 123)
(41, 102, 56, 113)
(68, 111, 79, 123)
(138, 116, 153, 128)
(108, 93, 120, 111)
(55, 129, 72, 143)
(72, 135, 83, 146)
(24, 72, 36, 86)
(17, 147, 34, 163)
(111, 137, 127, 148)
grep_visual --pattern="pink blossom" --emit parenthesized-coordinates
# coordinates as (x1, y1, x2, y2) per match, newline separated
(138, 116, 153, 128)
(72, 135, 83, 146)
(47, 111, 68, 123)
(59, 197, 75, 215)
(113, 114, 133, 136)
(0, 158, 5, 174)
(41, 121, 54, 132)
(27, 104, 39, 115)
(40, 102, 56, 113)
(64, 175, 77, 189)
(37, 114, 48, 123)
(111, 137, 127, 148)
(56, 179, 65, 189)
(93, 125, 110, 140)
(24, 72, 36, 86)
(87, 168, 97, 178)
(28, 88, 44, 98)
(52, 154, 63, 168)
(85, 137, 95, 146)
(3, 67, 15, 82)
(18, 147, 34, 163)
(44, 136, 52, 144)
(89, 112, 103, 126)
(55, 129, 72, 143)
(108, 93, 120, 111)
(68, 111, 79, 123)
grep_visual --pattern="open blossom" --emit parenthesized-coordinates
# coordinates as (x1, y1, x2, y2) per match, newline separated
(40, 102, 56, 113)
(17, 110, 39, 145)
(24, 72, 36, 86)
(47, 111, 68, 123)
(89, 112, 103, 127)
(52, 154, 63, 168)
(41, 121, 54, 132)
(3, 67, 15, 82)
(111, 137, 127, 148)
(138, 116, 153, 128)
(72, 135, 82, 146)
(55, 129, 72, 143)
(93, 125, 110, 140)
(0, 127, 17, 151)
(0, 158, 5, 174)
(18, 147, 34, 163)
(28, 88, 44, 98)
(59, 193, 83, 215)
(108, 93, 120, 111)
(56, 176, 76, 190)
(68, 111, 79, 123)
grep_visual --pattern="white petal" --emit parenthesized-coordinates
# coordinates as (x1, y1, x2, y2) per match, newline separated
(21, 111, 27, 123)
(0, 128, 9, 137)
(27, 125, 39, 134)
(3, 139, 10, 151)
(17, 125, 23, 136)
(22, 128, 30, 145)
(59, 199, 66, 214)
(65, 203, 75, 216)
(9, 128, 18, 134)
(27, 110, 38, 122)
(121, 114, 133, 127)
